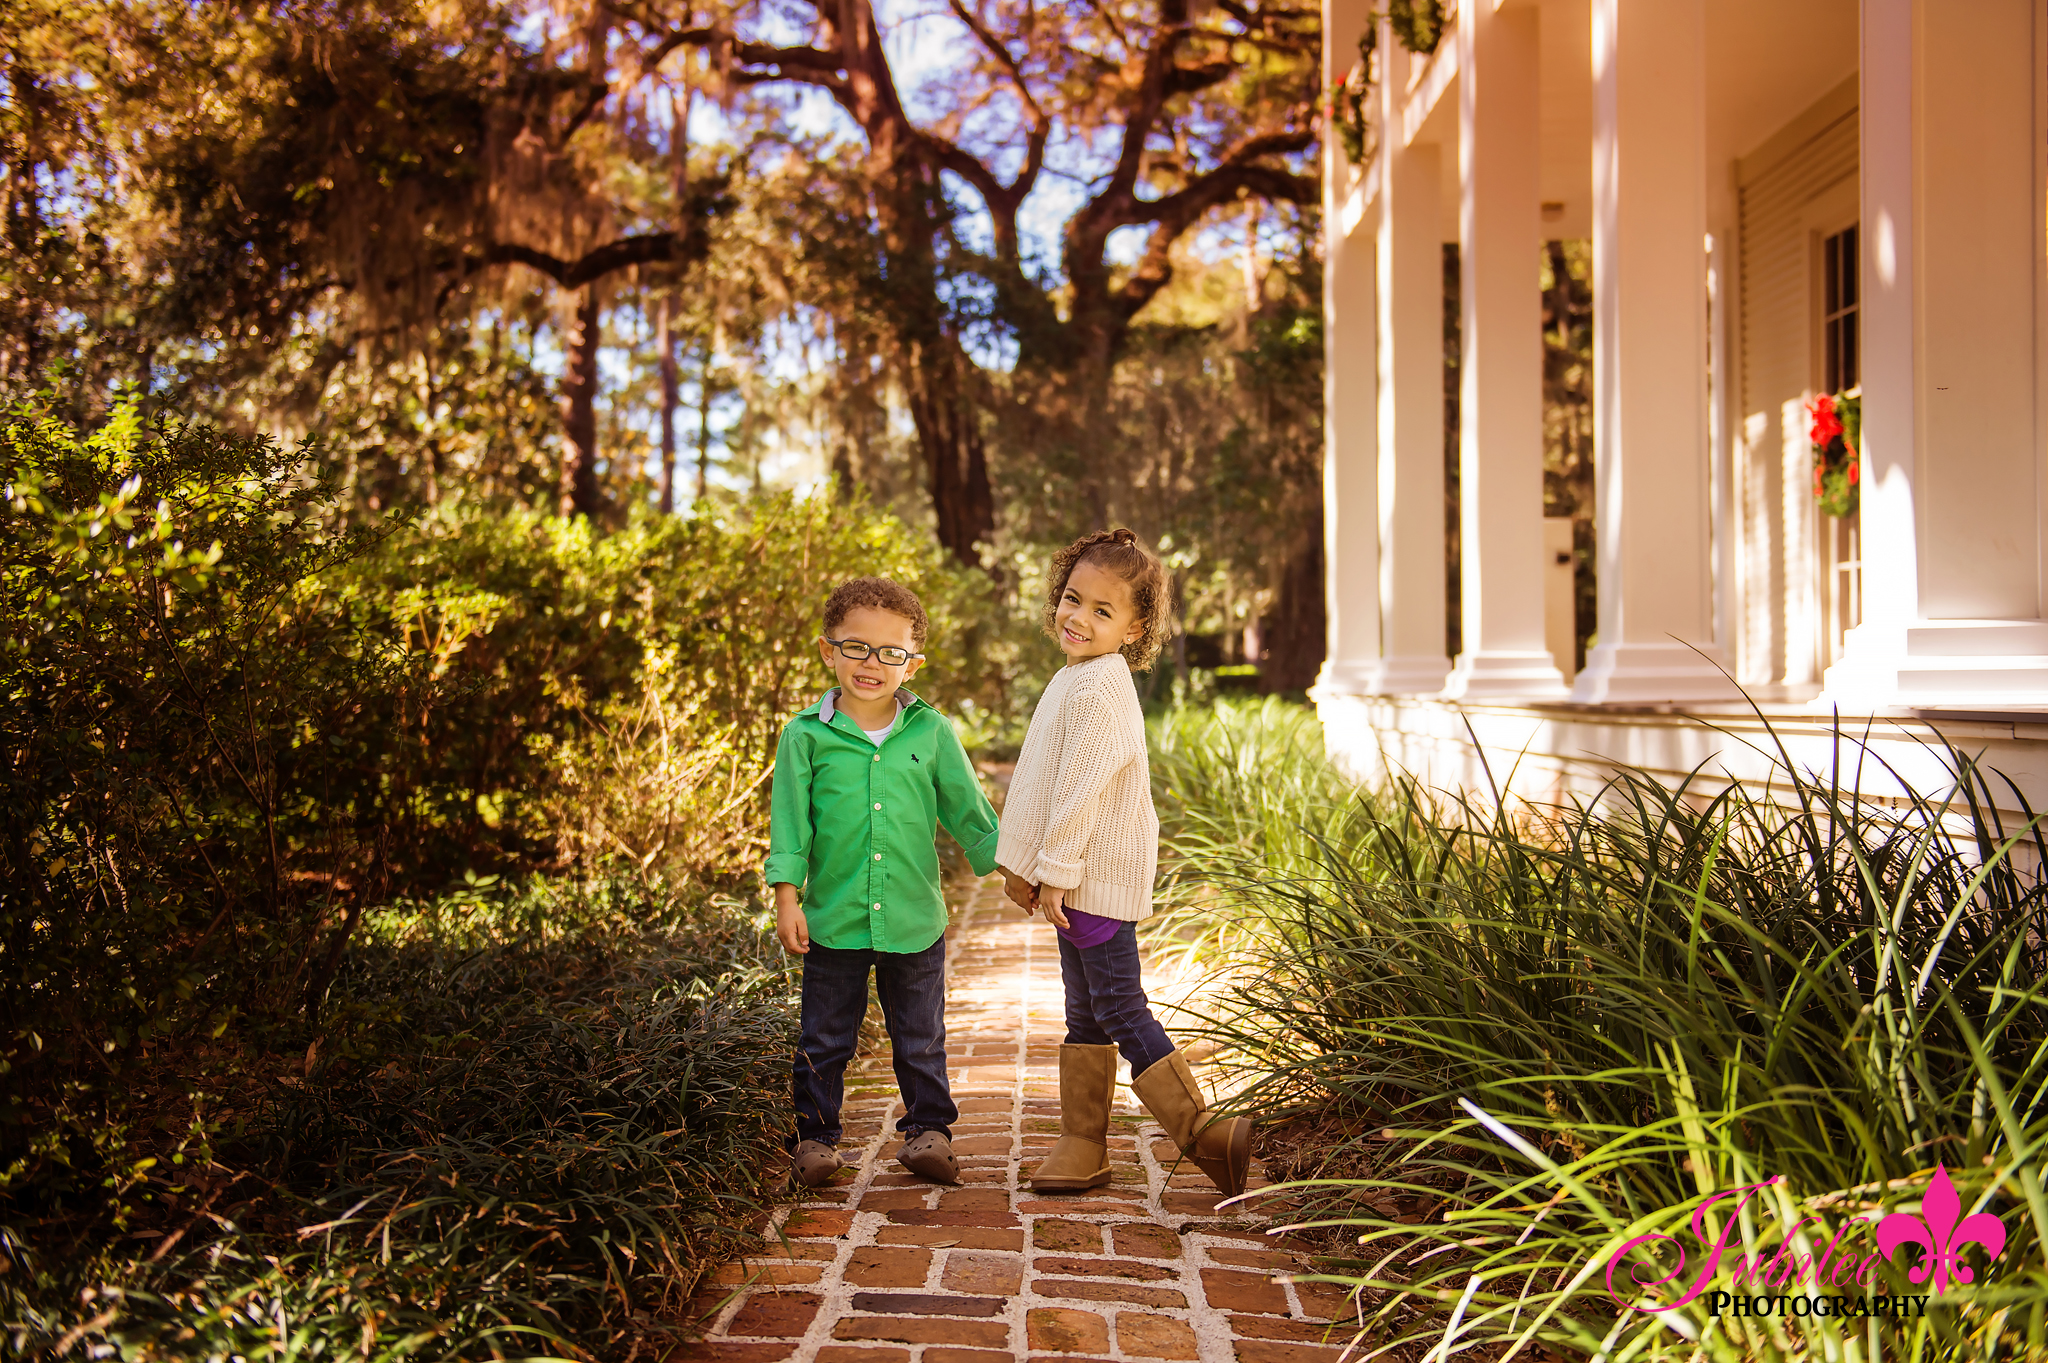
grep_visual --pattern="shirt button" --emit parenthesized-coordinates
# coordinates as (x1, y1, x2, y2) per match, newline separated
(873, 802, 881, 810)
(873, 853, 882, 861)
(873, 754, 880, 762)
(872, 903, 881, 911)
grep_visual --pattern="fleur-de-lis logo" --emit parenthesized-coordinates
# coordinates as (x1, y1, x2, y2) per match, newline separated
(1876, 1163, 2007, 1294)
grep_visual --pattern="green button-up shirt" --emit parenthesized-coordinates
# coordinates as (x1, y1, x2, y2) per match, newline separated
(765, 687, 1000, 953)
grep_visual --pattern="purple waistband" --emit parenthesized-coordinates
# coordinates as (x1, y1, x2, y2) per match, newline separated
(1056, 907, 1124, 949)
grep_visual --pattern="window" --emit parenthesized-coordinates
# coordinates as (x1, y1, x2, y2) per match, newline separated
(1821, 224, 1858, 394)
(1817, 222, 1860, 672)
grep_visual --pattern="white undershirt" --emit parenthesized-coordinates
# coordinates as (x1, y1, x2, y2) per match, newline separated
(860, 699, 903, 746)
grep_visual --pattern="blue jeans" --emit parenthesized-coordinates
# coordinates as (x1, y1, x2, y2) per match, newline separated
(793, 936, 956, 1147)
(1057, 921, 1176, 1074)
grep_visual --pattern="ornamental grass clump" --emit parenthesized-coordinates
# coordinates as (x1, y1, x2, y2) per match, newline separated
(5, 876, 796, 1360)
(1148, 698, 1371, 961)
(1166, 705, 2048, 1362)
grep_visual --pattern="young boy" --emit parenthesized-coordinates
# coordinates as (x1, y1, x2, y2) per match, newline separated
(766, 576, 1001, 1188)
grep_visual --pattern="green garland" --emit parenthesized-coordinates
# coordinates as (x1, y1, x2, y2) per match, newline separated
(1323, 1, 1445, 166)
(1389, 0, 1446, 55)
(1324, 29, 1376, 165)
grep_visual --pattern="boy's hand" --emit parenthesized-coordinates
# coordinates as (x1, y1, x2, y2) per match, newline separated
(1000, 868, 1038, 913)
(1037, 885, 1072, 931)
(773, 883, 810, 954)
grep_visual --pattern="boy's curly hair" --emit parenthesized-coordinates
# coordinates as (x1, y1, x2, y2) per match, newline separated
(823, 576, 929, 649)
(1042, 528, 1173, 671)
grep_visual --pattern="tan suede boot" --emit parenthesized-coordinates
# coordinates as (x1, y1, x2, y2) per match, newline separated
(1131, 1049, 1251, 1198)
(1028, 1043, 1119, 1192)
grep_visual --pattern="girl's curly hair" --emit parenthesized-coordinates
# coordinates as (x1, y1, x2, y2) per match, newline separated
(1042, 528, 1173, 672)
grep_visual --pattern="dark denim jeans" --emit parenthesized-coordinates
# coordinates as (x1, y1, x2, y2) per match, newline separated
(1057, 920, 1176, 1074)
(793, 936, 956, 1148)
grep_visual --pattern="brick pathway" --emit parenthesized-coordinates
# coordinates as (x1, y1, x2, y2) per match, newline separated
(677, 879, 1359, 1363)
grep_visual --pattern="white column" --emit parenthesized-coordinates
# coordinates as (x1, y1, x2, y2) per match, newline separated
(1822, 0, 2048, 706)
(1366, 23, 1451, 694)
(1317, 0, 1383, 695)
(1443, 0, 1568, 699)
(1571, 0, 1739, 703)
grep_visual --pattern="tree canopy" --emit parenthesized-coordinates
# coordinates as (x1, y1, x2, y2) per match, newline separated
(2, 0, 1328, 677)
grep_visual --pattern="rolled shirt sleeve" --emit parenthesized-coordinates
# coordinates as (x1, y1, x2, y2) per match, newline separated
(763, 722, 814, 889)
(932, 724, 1001, 876)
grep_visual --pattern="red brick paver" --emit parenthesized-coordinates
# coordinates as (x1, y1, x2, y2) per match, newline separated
(672, 881, 1362, 1363)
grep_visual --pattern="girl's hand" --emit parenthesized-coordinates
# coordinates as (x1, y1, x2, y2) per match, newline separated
(1038, 885, 1072, 930)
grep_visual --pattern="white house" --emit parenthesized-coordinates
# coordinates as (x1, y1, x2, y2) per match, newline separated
(1316, 0, 2048, 811)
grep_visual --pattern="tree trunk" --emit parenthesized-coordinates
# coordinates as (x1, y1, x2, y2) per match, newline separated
(903, 339, 996, 567)
(657, 293, 678, 514)
(558, 285, 603, 519)
(4, 68, 46, 383)
(695, 333, 713, 502)
(860, 117, 997, 568)
(1258, 505, 1327, 693)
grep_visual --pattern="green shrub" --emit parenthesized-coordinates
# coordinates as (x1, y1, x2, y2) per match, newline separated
(1165, 711, 2048, 1361)
(2, 395, 426, 1214)
(5, 876, 796, 1360)
(1, 385, 1018, 1353)
(318, 496, 1015, 887)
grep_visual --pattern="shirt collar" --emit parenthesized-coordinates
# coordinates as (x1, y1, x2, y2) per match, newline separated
(816, 686, 924, 727)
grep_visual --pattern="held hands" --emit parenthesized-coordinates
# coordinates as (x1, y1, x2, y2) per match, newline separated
(999, 867, 1070, 929)
(773, 883, 810, 954)
(1000, 868, 1037, 913)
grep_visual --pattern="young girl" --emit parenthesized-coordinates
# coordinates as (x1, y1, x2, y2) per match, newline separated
(995, 528, 1251, 1196)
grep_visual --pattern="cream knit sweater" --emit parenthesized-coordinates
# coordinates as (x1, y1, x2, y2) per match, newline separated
(995, 651, 1159, 922)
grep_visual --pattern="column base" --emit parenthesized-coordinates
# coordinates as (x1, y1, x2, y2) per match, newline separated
(1443, 650, 1570, 700)
(1570, 642, 1741, 704)
(1313, 655, 1453, 697)
(1314, 657, 1385, 698)
(1362, 654, 1453, 696)
(1820, 620, 2048, 708)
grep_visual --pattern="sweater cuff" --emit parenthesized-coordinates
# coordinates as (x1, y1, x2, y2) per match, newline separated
(1034, 853, 1084, 890)
(763, 852, 809, 888)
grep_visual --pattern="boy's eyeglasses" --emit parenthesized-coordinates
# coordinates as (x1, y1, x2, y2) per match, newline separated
(824, 636, 924, 667)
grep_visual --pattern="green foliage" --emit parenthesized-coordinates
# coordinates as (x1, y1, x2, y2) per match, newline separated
(1163, 705, 2048, 1361)
(2, 392, 418, 1204)
(1814, 392, 1863, 520)
(319, 490, 1015, 878)
(1387, 0, 1447, 55)
(1, 390, 1005, 1356)
(1151, 697, 1363, 890)
(5, 877, 797, 1360)
(1323, 29, 1376, 167)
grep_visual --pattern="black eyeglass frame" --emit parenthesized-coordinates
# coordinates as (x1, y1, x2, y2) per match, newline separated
(822, 635, 925, 667)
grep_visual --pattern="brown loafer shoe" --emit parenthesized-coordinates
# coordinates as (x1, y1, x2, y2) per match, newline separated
(897, 1129, 959, 1184)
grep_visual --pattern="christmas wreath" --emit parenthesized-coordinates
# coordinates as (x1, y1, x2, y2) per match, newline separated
(1809, 391, 1860, 518)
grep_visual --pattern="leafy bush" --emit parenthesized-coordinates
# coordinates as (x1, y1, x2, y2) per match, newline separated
(1, 388, 1017, 1353)
(5, 877, 796, 1360)
(1164, 707, 2048, 1361)
(2, 397, 427, 1220)
(319, 496, 1016, 886)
